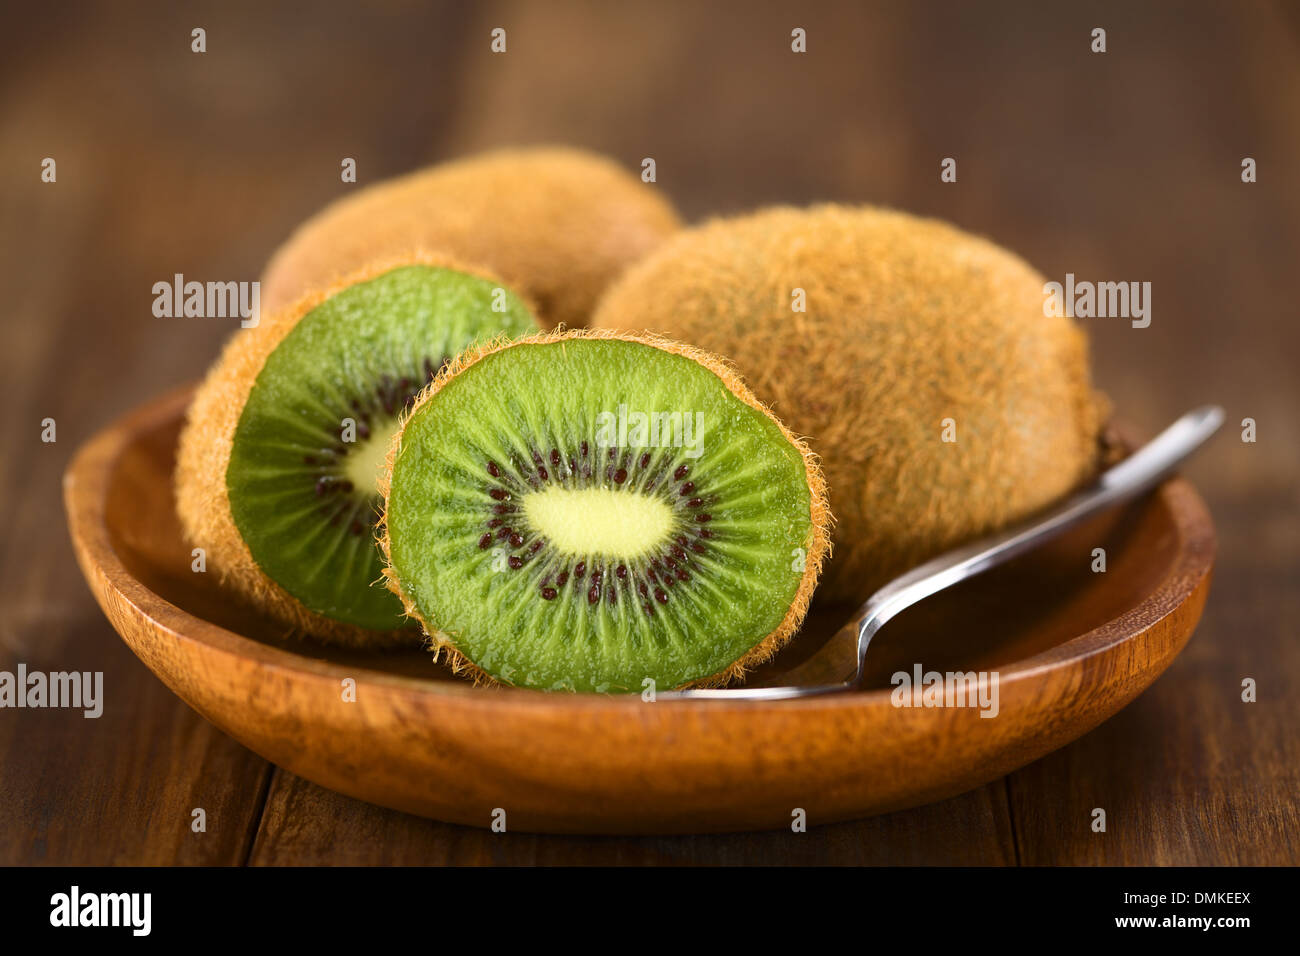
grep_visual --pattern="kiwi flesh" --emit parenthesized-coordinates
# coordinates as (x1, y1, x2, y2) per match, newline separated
(592, 204, 1105, 603)
(261, 146, 682, 329)
(379, 330, 831, 692)
(176, 256, 539, 646)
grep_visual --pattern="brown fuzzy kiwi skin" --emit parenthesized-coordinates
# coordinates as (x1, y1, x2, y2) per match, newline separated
(592, 204, 1108, 604)
(175, 251, 527, 649)
(261, 146, 682, 330)
(376, 328, 833, 691)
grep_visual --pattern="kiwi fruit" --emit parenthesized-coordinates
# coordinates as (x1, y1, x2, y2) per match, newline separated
(176, 255, 539, 647)
(592, 204, 1104, 603)
(261, 146, 682, 329)
(378, 330, 831, 692)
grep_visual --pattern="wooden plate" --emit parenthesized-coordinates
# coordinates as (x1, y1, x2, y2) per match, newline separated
(64, 387, 1216, 834)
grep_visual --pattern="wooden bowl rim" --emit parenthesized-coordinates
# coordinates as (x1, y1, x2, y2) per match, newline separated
(65, 385, 1217, 715)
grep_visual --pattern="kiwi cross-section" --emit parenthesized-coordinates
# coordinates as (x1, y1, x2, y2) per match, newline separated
(380, 330, 831, 692)
(175, 257, 539, 646)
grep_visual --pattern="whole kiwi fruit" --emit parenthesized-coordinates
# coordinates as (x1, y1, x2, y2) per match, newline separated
(261, 146, 681, 329)
(176, 253, 540, 647)
(378, 329, 831, 692)
(592, 204, 1105, 603)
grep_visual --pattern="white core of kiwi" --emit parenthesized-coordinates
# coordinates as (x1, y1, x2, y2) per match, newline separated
(521, 486, 675, 559)
(343, 416, 402, 498)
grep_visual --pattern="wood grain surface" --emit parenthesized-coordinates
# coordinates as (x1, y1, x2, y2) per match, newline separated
(2, 0, 1297, 863)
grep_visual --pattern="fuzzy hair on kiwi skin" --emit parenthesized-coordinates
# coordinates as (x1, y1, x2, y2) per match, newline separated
(261, 146, 683, 330)
(592, 204, 1109, 604)
(376, 328, 834, 691)
(175, 250, 531, 649)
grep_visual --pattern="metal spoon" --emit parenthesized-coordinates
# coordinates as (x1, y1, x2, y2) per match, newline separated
(662, 405, 1224, 701)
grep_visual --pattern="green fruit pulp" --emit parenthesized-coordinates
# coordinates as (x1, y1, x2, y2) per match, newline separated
(386, 337, 817, 691)
(227, 265, 537, 631)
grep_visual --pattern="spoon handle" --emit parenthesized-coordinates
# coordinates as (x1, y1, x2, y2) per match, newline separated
(667, 405, 1224, 700)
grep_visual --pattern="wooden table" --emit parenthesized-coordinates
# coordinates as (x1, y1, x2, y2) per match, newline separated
(2, 0, 1296, 865)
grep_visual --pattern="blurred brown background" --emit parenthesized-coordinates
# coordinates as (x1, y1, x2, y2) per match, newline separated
(1, 0, 1296, 863)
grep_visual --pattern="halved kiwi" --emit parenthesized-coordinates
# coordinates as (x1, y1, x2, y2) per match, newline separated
(379, 330, 831, 692)
(175, 256, 539, 646)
